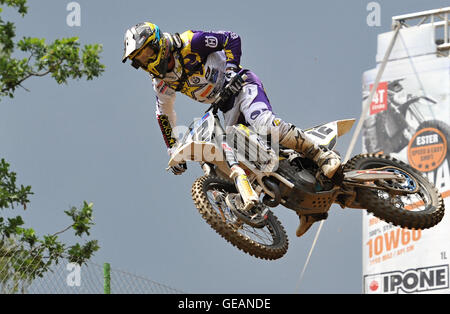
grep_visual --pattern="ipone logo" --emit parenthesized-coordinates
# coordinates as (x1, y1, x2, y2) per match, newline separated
(364, 265, 449, 294)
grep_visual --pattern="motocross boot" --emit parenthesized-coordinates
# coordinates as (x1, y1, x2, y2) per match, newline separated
(280, 125, 341, 178)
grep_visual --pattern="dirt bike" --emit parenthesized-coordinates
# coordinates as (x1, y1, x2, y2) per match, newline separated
(167, 76, 445, 261)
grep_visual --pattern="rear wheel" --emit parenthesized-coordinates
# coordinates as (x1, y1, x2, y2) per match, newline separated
(345, 154, 445, 229)
(191, 175, 288, 260)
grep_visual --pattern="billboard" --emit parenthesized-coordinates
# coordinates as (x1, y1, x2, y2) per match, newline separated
(362, 25, 450, 294)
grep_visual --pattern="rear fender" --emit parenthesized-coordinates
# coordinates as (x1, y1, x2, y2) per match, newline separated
(304, 119, 355, 150)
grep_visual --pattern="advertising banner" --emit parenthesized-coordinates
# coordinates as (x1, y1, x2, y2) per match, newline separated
(362, 26, 450, 294)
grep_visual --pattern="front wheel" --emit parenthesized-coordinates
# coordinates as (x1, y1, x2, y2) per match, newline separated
(345, 153, 445, 229)
(191, 175, 288, 260)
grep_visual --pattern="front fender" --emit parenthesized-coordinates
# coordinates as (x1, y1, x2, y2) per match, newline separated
(168, 141, 223, 167)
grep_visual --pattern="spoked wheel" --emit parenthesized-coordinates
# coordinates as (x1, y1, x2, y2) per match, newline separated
(345, 154, 445, 229)
(191, 175, 288, 260)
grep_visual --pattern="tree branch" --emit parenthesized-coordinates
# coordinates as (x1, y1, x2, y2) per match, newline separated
(0, 60, 62, 94)
(51, 224, 73, 237)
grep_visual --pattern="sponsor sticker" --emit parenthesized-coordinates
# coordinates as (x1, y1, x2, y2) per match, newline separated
(222, 143, 233, 152)
(369, 81, 388, 115)
(205, 36, 218, 48)
(408, 127, 447, 172)
(250, 110, 261, 120)
(364, 265, 449, 294)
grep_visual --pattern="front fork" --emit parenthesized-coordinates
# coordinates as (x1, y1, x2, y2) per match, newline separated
(213, 116, 259, 211)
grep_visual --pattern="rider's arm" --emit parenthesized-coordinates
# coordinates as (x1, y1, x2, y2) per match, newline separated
(154, 78, 178, 151)
(190, 30, 242, 69)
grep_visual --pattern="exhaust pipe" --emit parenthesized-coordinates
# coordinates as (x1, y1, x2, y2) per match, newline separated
(262, 177, 282, 207)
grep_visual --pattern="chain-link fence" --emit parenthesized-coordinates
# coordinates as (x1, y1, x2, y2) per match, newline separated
(0, 240, 185, 294)
(24, 262, 186, 294)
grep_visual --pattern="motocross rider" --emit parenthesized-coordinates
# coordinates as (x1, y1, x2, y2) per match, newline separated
(122, 22, 342, 236)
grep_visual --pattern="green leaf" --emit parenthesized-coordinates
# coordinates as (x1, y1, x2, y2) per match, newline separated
(0, 0, 28, 15)
(0, 0, 101, 292)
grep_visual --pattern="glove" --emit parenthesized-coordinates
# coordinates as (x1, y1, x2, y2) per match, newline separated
(167, 146, 187, 175)
(224, 69, 246, 95)
(170, 162, 187, 175)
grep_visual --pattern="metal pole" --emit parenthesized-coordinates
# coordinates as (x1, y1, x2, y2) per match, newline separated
(295, 219, 324, 293)
(296, 22, 403, 294)
(344, 21, 402, 162)
(104, 262, 111, 294)
(445, 13, 448, 44)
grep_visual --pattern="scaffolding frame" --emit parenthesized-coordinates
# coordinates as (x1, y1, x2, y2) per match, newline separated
(392, 7, 450, 56)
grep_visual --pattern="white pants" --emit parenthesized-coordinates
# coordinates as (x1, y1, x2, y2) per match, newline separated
(222, 82, 291, 140)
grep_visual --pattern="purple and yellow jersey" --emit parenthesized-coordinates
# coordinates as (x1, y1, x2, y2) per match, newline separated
(154, 30, 241, 103)
(180, 29, 242, 71)
(154, 30, 242, 149)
